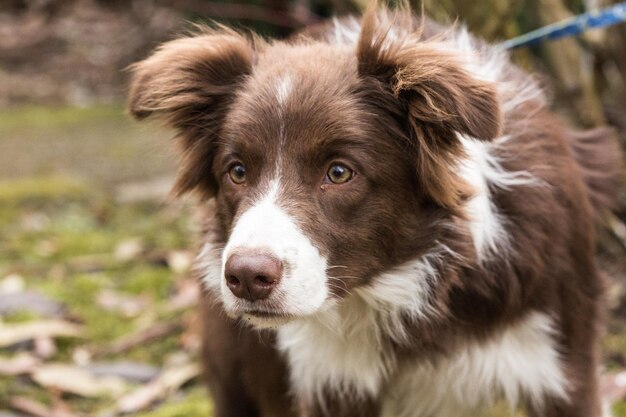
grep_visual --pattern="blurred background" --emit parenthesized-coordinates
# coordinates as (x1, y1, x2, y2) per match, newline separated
(0, 1, 625, 416)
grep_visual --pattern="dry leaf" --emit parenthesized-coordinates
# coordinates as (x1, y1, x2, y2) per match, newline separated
(114, 238, 144, 262)
(166, 250, 193, 274)
(32, 363, 128, 398)
(34, 239, 59, 257)
(71, 347, 92, 366)
(19, 211, 50, 232)
(96, 289, 148, 317)
(9, 396, 84, 417)
(116, 362, 200, 413)
(66, 254, 109, 273)
(0, 320, 82, 347)
(0, 274, 25, 294)
(99, 321, 181, 356)
(0, 291, 64, 317)
(114, 176, 173, 203)
(601, 371, 626, 403)
(0, 353, 41, 375)
(87, 361, 159, 383)
(34, 336, 57, 359)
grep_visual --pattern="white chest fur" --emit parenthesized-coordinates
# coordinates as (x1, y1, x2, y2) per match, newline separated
(278, 309, 567, 416)
(277, 296, 396, 402)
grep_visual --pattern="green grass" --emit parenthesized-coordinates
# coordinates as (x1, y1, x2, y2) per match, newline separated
(0, 105, 202, 415)
(614, 401, 626, 417)
(0, 104, 125, 131)
(0, 104, 175, 187)
(0, 170, 198, 412)
(0, 176, 90, 203)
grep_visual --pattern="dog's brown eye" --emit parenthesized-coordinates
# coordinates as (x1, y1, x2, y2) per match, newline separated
(228, 163, 246, 184)
(326, 164, 354, 184)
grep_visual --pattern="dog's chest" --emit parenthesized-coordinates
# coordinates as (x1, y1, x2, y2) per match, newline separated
(277, 310, 567, 416)
(276, 298, 395, 401)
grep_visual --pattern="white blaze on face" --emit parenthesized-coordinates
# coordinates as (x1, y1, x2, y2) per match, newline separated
(220, 181, 329, 324)
(276, 75, 292, 106)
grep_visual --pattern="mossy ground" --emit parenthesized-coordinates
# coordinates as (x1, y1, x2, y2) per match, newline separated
(0, 106, 210, 416)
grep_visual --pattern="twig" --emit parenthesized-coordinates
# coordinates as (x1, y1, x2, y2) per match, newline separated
(98, 321, 182, 356)
(9, 396, 83, 417)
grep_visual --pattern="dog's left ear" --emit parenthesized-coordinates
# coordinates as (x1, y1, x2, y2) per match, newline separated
(357, 9, 502, 207)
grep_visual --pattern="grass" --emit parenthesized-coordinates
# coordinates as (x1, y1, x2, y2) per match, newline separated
(0, 104, 175, 187)
(0, 167, 203, 413)
(0, 105, 207, 415)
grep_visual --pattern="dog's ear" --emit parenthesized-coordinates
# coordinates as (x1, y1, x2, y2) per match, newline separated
(128, 29, 256, 198)
(357, 8, 502, 208)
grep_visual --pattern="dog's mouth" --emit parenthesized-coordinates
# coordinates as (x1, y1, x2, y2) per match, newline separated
(243, 309, 285, 318)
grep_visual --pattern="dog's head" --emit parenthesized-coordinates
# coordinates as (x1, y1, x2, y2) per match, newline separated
(128, 11, 501, 327)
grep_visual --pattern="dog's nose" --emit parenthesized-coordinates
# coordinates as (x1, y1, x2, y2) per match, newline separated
(224, 253, 282, 301)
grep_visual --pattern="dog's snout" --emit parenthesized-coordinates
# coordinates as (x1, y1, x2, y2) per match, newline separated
(224, 253, 282, 301)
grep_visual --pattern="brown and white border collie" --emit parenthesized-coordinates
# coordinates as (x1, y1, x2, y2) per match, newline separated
(128, 5, 622, 417)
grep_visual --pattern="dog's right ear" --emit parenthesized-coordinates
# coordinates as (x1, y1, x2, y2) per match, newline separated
(356, 7, 501, 208)
(128, 29, 256, 197)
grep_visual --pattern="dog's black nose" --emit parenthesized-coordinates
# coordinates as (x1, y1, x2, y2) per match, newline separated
(224, 254, 282, 301)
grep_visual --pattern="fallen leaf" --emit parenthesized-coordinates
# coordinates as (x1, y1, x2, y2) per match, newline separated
(34, 336, 57, 359)
(0, 273, 25, 294)
(71, 347, 92, 366)
(601, 370, 626, 402)
(0, 353, 41, 375)
(114, 176, 173, 203)
(116, 362, 200, 413)
(19, 211, 50, 231)
(114, 238, 144, 262)
(66, 254, 110, 273)
(32, 363, 128, 398)
(0, 320, 82, 347)
(166, 250, 193, 274)
(9, 396, 84, 417)
(96, 289, 149, 317)
(99, 321, 181, 356)
(34, 239, 59, 257)
(0, 291, 64, 317)
(9, 397, 50, 417)
(87, 361, 160, 383)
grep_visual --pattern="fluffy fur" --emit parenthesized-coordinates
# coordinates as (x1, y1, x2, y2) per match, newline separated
(128, 5, 621, 417)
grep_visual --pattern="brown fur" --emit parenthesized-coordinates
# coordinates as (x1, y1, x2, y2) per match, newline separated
(128, 5, 621, 417)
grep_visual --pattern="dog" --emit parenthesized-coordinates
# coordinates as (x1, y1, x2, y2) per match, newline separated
(128, 5, 622, 417)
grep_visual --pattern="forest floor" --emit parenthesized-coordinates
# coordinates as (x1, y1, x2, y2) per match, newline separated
(1, 105, 626, 417)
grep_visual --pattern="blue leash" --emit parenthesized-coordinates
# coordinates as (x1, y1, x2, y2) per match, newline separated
(499, 2, 626, 50)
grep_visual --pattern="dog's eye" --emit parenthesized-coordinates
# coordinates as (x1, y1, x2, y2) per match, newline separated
(326, 164, 354, 184)
(228, 163, 247, 184)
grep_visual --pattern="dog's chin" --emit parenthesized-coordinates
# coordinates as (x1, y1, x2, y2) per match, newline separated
(221, 295, 335, 329)
(239, 311, 293, 329)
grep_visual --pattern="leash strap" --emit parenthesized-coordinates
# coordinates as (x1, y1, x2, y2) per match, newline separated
(499, 2, 626, 50)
